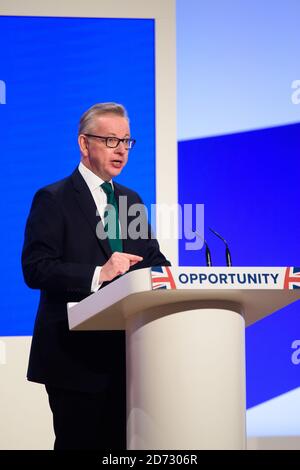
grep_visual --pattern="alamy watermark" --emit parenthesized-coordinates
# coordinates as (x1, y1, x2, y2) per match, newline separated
(291, 339, 300, 365)
(0, 80, 6, 104)
(96, 198, 205, 251)
(291, 80, 300, 104)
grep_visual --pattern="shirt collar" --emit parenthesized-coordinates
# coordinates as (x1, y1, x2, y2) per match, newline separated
(78, 162, 113, 192)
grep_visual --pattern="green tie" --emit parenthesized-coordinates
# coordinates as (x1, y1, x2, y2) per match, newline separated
(101, 181, 123, 253)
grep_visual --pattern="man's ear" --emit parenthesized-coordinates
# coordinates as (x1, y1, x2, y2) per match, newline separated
(78, 134, 89, 156)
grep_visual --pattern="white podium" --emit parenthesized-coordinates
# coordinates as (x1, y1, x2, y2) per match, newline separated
(67, 266, 300, 450)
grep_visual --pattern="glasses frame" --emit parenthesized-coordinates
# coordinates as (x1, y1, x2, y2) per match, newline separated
(84, 133, 136, 150)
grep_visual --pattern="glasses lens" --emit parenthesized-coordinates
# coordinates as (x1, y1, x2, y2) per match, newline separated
(106, 137, 119, 148)
(105, 137, 135, 149)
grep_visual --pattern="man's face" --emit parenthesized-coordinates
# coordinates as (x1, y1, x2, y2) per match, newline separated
(79, 114, 130, 181)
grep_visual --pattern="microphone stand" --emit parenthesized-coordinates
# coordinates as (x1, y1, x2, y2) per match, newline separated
(209, 227, 232, 267)
(194, 230, 213, 267)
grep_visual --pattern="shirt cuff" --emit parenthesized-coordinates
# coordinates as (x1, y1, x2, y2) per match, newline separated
(91, 266, 103, 292)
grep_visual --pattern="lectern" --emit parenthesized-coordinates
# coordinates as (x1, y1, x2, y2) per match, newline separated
(67, 266, 300, 450)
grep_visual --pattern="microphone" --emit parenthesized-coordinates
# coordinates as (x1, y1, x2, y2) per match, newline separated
(209, 227, 232, 267)
(194, 230, 213, 267)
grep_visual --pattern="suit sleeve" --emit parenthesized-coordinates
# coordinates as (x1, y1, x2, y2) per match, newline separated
(22, 189, 96, 294)
(143, 228, 171, 268)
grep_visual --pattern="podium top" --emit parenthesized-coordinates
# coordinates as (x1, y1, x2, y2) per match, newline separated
(67, 266, 300, 331)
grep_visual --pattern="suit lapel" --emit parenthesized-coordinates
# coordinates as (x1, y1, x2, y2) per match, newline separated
(70, 169, 112, 259)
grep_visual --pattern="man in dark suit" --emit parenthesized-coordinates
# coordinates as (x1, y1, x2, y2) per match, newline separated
(22, 102, 170, 450)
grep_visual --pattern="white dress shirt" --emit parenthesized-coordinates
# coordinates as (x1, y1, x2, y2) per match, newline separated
(78, 162, 112, 292)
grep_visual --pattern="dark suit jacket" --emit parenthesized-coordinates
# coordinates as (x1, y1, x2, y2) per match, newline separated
(22, 168, 170, 392)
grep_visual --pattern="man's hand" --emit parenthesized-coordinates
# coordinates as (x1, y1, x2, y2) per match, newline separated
(99, 252, 143, 283)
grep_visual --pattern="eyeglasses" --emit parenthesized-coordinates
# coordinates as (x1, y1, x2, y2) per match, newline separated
(84, 134, 136, 150)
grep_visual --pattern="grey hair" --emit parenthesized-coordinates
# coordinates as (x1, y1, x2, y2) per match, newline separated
(78, 102, 129, 135)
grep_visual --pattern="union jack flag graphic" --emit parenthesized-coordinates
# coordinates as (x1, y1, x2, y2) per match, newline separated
(284, 267, 300, 289)
(151, 266, 177, 290)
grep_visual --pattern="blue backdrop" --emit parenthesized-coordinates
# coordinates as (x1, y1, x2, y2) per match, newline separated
(0, 16, 155, 335)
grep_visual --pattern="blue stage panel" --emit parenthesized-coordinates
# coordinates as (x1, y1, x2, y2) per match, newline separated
(0, 16, 155, 335)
